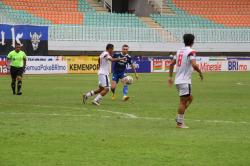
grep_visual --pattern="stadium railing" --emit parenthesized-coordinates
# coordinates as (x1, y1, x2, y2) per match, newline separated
(49, 25, 250, 43)
(166, 28, 250, 43)
(49, 25, 166, 42)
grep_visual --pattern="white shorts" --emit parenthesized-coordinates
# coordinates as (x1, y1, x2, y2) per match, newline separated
(176, 84, 191, 97)
(98, 74, 110, 88)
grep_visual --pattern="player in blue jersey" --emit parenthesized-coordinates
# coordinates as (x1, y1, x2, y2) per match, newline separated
(111, 44, 139, 101)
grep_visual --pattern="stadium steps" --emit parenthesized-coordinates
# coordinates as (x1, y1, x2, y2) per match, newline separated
(1, 0, 83, 24)
(86, 0, 108, 12)
(148, 0, 174, 14)
(139, 17, 178, 42)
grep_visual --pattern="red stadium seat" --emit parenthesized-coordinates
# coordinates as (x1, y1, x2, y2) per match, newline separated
(172, 0, 250, 27)
(2, 0, 83, 24)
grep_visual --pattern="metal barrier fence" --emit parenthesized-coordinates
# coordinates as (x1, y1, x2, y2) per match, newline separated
(49, 25, 250, 43)
(49, 25, 166, 42)
(167, 28, 250, 43)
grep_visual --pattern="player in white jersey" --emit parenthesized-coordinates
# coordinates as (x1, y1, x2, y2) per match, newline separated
(168, 34, 203, 129)
(83, 44, 126, 106)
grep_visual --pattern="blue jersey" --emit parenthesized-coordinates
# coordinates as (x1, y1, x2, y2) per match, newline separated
(113, 52, 132, 73)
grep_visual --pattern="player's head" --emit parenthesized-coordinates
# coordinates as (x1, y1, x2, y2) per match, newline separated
(15, 43, 21, 52)
(122, 44, 129, 55)
(183, 34, 195, 47)
(106, 43, 114, 54)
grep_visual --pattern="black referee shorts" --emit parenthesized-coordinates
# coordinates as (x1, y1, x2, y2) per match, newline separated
(10, 66, 24, 79)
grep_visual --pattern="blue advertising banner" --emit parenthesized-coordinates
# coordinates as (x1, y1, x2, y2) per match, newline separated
(126, 60, 151, 73)
(0, 24, 48, 56)
(112, 60, 151, 73)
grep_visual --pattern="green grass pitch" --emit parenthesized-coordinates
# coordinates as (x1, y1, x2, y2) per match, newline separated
(0, 72, 250, 166)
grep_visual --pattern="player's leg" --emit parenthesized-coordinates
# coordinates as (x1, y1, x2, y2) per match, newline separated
(92, 75, 110, 105)
(121, 77, 129, 101)
(16, 68, 24, 95)
(83, 87, 103, 104)
(111, 73, 119, 100)
(186, 95, 193, 109)
(10, 67, 17, 95)
(93, 86, 109, 106)
(186, 84, 194, 109)
(111, 81, 117, 95)
(176, 84, 190, 128)
(83, 74, 106, 104)
(176, 96, 189, 125)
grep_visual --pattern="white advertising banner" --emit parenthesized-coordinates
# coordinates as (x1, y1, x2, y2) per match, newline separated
(197, 61, 228, 72)
(227, 59, 250, 71)
(25, 56, 67, 74)
(150, 57, 250, 72)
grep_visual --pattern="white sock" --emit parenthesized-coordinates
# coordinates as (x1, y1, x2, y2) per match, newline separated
(86, 90, 94, 97)
(94, 94, 102, 102)
(177, 114, 184, 124)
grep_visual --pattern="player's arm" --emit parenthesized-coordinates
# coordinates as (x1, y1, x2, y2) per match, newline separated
(129, 57, 139, 80)
(22, 53, 27, 72)
(107, 56, 125, 62)
(23, 53, 27, 68)
(191, 59, 203, 80)
(131, 63, 139, 80)
(168, 59, 176, 86)
(6, 52, 12, 70)
(23, 57, 27, 72)
(7, 52, 12, 61)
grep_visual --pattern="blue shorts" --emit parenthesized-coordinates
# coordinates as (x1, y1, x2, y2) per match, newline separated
(112, 72, 126, 83)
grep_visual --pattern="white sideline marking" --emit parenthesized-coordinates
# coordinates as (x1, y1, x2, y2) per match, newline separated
(97, 109, 138, 119)
(0, 112, 92, 117)
(0, 112, 112, 119)
(0, 111, 249, 125)
(134, 116, 249, 124)
(0, 103, 136, 119)
(236, 82, 243, 85)
(0, 103, 249, 124)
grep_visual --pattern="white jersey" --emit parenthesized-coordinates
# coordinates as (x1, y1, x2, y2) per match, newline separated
(98, 51, 112, 75)
(174, 46, 196, 84)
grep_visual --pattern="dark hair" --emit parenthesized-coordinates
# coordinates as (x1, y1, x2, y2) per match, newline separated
(183, 34, 195, 46)
(15, 43, 21, 47)
(122, 44, 129, 48)
(106, 44, 114, 50)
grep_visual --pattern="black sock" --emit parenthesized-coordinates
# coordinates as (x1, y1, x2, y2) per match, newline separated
(11, 82, 16, 94)
(17, 81, 22, 93)
(111, 88, 115, 94)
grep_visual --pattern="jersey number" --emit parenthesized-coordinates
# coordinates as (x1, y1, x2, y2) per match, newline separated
(177, 53, 183, 67)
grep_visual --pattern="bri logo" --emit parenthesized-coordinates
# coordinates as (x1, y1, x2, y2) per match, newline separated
(228, 61, 247, 71)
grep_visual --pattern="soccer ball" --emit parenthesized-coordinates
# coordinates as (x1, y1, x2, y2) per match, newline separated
(125, 76, 133, 85)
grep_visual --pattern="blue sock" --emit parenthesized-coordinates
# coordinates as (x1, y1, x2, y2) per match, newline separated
(123, 85, 128, 96)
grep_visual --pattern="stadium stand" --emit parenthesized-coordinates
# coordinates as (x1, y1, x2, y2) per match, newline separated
(78, 0, 96, 12)
(84, 12, 146, 28)
(149, 0, 250, 42)
(0, 0, 250, 43)
(0, 0, 147, 27)
(171, 0, 250, 27)
(0, 1, 52, 25)
(152, 0, 250, 28)
(151, 0, 226, 29)
(0, 0, 166, 42)
(1, 0, 84, 24)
